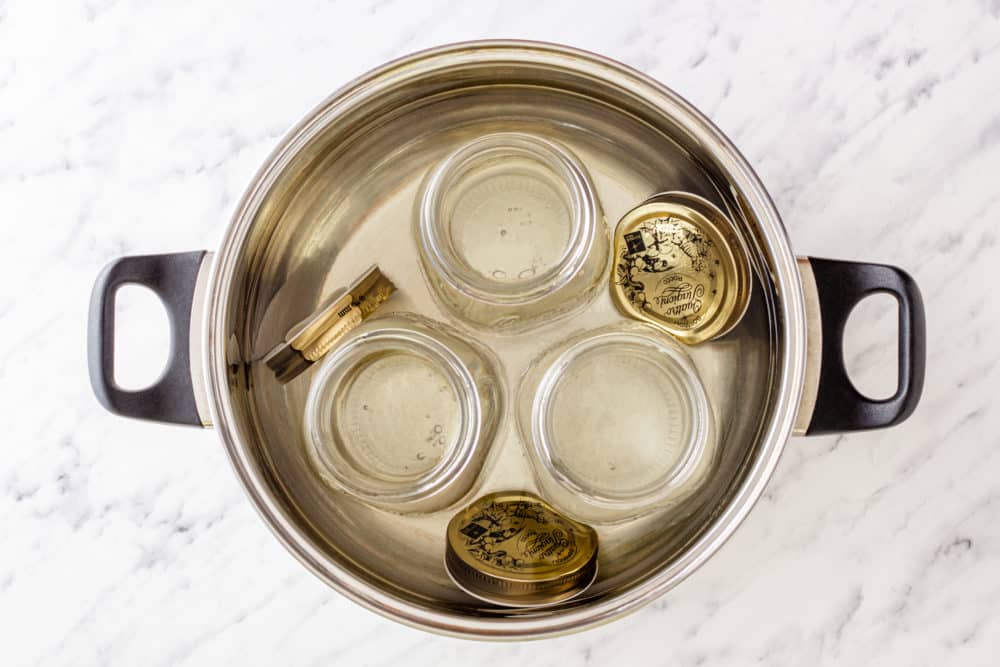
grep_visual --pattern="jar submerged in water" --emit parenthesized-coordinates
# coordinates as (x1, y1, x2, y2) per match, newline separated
(517, 322, 717, 524)
(416, 132, 608, 333)
(304, 313, 503, 514)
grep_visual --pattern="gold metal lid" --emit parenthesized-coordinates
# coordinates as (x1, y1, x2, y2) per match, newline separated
(445, 491, 599, 607)
(610, 191, 751, 344)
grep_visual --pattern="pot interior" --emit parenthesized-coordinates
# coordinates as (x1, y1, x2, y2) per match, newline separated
(214, 46, 786, 628)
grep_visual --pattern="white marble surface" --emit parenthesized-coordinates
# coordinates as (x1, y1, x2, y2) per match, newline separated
(2, 0, 998, 664)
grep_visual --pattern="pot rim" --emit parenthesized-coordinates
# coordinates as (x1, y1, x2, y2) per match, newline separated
(204, 39, 807, 639)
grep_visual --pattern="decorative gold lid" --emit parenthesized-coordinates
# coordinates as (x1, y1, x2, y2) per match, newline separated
(610, 191, 751, 344)
(445, 491, 599, 607)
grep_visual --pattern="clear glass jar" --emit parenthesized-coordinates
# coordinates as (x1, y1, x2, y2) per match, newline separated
(416, 132, 608, 333)
(304, 313, 503, 513)
(517, 322, 716, 524)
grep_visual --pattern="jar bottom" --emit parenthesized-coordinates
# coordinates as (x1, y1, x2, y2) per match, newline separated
(526, 327, 713, 517)
(449, 160, 573, 286)
(545, 344, 696, 498)
(303, 317, 489, 511)
(329, 350, 460, 481)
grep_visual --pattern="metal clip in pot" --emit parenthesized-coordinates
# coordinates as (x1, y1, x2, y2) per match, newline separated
(263, 265, 396, 383)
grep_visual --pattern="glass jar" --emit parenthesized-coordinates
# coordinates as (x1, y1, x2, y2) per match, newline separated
(517, 322, 716, 523)
(304, 313, 503, 513)
(416, 132, 608, 333)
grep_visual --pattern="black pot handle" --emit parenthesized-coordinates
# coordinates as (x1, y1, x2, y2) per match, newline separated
(804, 257, 926, 435)
(88, 251, 209, 426)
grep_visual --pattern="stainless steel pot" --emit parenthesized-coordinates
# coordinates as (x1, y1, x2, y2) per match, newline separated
(87, 41, 925, 638)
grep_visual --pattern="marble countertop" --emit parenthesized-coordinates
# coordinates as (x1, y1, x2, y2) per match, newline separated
(2, 0, 998, 664)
